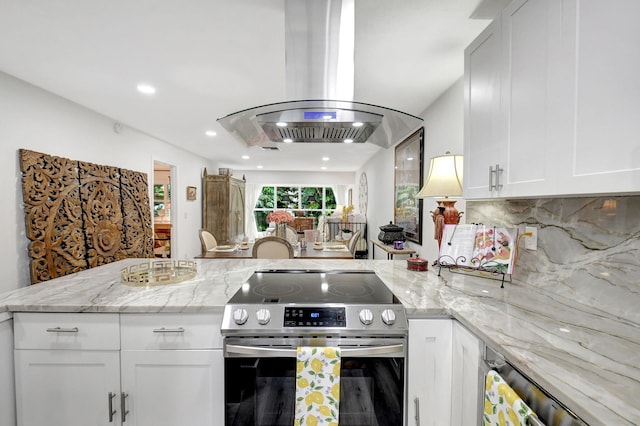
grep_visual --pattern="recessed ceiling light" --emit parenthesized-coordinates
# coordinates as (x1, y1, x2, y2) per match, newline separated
(257, 165, 263, 169)
(344, 139, 354, 144)
(241, 155, 250, 160)
(352, 122, 364, 127)
(205, 130, 217, 137)
(283, 138, 293, 143)
(322, 156, 330, 161)
(407, 157, 414, 161)
(321, 166, 327, 170)
(276, 122, 287, 127)
(136, 84, 156, 94)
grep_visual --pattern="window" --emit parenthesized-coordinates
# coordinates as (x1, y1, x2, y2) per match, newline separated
(254, 186, 337, 231)
(153, 183, 171, 218)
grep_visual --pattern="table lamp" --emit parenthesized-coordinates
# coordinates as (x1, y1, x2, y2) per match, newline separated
(417, 152, 463, 250)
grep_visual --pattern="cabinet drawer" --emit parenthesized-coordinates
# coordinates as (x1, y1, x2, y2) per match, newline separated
(14, 313, 119, 350)
(121, 313, 223, 350)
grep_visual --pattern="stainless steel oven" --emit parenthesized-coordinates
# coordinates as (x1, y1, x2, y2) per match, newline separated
(221, 270, 408, 426)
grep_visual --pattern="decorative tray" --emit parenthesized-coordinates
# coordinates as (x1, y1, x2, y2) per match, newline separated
(121, 259, 197, 286)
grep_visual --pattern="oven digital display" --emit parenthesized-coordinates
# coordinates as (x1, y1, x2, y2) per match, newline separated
(284, 307, 346, 327)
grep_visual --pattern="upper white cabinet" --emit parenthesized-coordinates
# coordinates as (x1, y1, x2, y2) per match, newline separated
(464, 0, 640, 199)
(464, 15, 503, 199)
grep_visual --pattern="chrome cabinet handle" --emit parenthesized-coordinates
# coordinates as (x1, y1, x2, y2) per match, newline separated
(46, 326, 79, 333)
(414, 397, 420, 426)
(121, 392, 129, 423)
(108, 392, 116, 422)
(489, 164, 504, 191)
(152, 327, 185, 333)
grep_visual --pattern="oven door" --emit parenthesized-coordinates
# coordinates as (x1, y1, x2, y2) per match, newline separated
(224, 337, 406, 426)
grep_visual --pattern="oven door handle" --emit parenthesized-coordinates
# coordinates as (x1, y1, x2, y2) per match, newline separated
(225, 344, 405, 358)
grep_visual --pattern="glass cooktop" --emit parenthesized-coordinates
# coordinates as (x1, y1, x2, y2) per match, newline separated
(228, 269, 399, 305)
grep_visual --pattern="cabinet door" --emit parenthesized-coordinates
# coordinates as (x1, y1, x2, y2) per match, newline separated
(557, 0, 640, 195)
(407, 319, 452, 426)
(229, 180, 245, 241)
(464, 16, 504, 199)
(451, 322, 483, 426)
(500, 0, 552, 197)
(120, 350, 224, 426)
(15, 350, 121, 426)
(0, 318, 16, 426)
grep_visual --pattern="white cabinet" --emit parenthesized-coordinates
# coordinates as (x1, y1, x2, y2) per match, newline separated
(119, 313, 224, 426)
(464, 15, 503, 199)
(406, 319, 452, 426)
(464, 0, 640, 199)
(0, 316, 16, 426)
(120, 350, 223, 426)
(13, 312, 225, 426)
(554, 0, 640, 194)
(451, 322, 483, 426)
(13, 313, 121, 426)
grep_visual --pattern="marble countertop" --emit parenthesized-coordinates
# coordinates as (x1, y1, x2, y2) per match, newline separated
(0, 258, 637, 425)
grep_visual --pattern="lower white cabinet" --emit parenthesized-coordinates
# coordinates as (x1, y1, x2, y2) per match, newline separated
(15, 349, 121, 426)
(120, 350, 223, 426)
(119, 313, 224, 426)
(14, 313, 121, 426)
(13, 312, 224, 426)
(1, 316, 16, 426)
(451, 321, 483, 426)
(406, 319, 453, 426)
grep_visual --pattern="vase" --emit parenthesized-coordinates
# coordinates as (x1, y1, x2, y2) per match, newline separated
(276, 223, 287, 239)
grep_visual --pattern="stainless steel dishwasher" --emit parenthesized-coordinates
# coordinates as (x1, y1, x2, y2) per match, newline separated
(482, 346, 589, 426)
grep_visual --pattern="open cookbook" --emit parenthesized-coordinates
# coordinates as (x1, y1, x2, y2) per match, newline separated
(437, 224, 519, 275)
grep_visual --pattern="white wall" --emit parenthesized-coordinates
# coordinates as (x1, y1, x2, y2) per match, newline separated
(1, 71, 215, 292)
(358, 77, 466, 262)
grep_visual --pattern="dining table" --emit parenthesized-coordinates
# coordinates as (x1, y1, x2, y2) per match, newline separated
(195, 242, 354, 260)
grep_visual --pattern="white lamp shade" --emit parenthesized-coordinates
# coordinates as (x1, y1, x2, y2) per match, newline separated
(417, 154, 463, 198)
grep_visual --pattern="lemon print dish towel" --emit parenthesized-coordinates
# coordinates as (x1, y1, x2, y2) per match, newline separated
(484, 370, 538, 426)
(295, 346, 341, 426)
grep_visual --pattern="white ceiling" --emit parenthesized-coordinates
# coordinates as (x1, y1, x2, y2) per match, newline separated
(0, 0, 494, 172)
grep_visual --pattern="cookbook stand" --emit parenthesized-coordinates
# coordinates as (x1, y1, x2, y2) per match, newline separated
(436, 257, 511, 288)
(435, 224, 520, 289)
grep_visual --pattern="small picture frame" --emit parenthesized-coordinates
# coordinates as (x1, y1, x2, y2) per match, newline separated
(186, 186, 197, 201)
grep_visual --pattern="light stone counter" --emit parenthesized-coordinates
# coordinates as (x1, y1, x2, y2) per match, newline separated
(0, 258, 637, 425)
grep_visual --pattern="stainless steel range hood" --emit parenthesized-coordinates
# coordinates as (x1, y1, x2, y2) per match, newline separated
(217, 0, 423, 148)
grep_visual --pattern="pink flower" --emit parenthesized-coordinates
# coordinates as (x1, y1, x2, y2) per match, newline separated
(267, 210, 294, 224)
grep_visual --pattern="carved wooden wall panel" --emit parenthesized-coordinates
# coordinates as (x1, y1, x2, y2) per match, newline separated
(20, 150, 87, 283)
(120, 168, 154, 258)
(20, 149, 153, 284)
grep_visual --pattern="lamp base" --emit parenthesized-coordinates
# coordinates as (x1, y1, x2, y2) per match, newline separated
(432, 200, 462, 249)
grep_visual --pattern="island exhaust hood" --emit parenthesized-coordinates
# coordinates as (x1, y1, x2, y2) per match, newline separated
(217, 0, 423, 148)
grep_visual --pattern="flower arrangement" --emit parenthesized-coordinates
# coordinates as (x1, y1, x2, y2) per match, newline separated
(267, 210, 294, 224)
(341, 204, 354, 222)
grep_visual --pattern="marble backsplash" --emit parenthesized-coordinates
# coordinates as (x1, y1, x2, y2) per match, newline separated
(466, 196, 640, 326)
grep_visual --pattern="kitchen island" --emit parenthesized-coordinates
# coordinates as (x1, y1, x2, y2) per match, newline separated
(0, 258, 637, 425)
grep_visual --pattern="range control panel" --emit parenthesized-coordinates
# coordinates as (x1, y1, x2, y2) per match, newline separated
(284, 307, 346, 327)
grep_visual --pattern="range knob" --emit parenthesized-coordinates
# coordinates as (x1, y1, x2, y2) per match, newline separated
(256, 308, 271, 325)
(381, 309, 396, 326)
(359, 308, 374, 325)
(233, 308, 248, 325)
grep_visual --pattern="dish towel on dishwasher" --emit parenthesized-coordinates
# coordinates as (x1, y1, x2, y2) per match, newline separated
(484, 370, 537, 426)
(294, 347, 341, 426)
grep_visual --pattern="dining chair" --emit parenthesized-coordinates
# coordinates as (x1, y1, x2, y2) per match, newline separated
(347, 230, 362, 256)
(285, 226, 299, 246)
(252, 236, 294, 259)
(199, 229, 218, 252)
